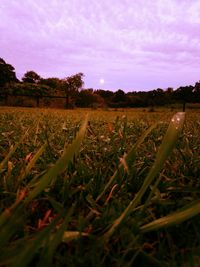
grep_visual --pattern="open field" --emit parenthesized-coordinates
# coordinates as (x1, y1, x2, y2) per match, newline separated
(0, 107, 200, 266)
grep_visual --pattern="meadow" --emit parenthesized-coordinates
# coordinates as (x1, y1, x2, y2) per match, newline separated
(0, 107, 200, 267)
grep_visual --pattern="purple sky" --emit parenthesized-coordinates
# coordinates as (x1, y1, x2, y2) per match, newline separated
(1, 0, 200, 91)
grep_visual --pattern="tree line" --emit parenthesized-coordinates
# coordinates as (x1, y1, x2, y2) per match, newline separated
(0, 57, 200, 109)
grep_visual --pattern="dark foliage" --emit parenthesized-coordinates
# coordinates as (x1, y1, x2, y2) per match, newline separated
(1, 57, 200, 108)
(0, 58, 18, 87)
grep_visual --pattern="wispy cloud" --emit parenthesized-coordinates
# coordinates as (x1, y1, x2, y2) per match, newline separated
(1, 0, 200, 91)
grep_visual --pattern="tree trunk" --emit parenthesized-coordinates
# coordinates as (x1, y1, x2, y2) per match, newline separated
(5, 93, 8, 105)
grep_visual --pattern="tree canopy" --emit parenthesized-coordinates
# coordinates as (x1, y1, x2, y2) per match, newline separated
(0, 58, 18, 87)
(22, 71, 41, 84)
(61, 72, 84, 108)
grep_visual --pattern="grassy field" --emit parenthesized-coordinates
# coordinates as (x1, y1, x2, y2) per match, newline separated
(0, 107, 200, 267)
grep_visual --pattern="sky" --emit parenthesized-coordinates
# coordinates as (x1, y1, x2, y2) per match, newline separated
(1, 0, 200, 92)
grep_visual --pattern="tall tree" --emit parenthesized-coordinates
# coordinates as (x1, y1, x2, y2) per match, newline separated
(174, 85, 194, 111)
(112, 89, 128, 107)
(22, 71, 41, 84)
(0, 58, 18, 87)
(61, 73, 84, 108)
(165, 87, 174, 105)
(194, 81, 200, 102)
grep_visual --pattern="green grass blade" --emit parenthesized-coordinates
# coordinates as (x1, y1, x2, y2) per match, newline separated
(103, 112, 185, 242)
(12, 215, 62, 267)
(18, 143, 47, 182)
(25, 115, 88, 203)
(96, 122, 158, 202)
(0, 203, 24, 247)
(37, 208, 73, 267)
(140, 200, 200, 233)
(47, 196, 64, 213)
(0, 128, 30, 173)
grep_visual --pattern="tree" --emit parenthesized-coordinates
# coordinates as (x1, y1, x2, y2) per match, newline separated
(112, 89, 128, 107)
(0, 58, 18, 88)
(154, 88, 166, 105)
(61, 73, 84, 108)
(174, 85, 194, 111)
(22, 71, 41, 84)
(113, 89, 126, 102)
(194, 81, 200, 102)
(165, 87, 173, 100)
(96, 89, 114, 106)
(76, 89, 94, 107)
(40, 77, 60, 90)
(5, 82, 50, 107)
(126, 93, 146, 107)
(76, 89, 105, 107)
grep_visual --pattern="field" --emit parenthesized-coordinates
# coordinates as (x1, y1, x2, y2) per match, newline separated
(0, 107, 200, 267)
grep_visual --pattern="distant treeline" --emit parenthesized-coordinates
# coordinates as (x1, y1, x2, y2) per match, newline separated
(1, 57, 200, 109)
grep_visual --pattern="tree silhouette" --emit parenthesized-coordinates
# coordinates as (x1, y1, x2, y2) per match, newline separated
(175, 86, 194, 111)
(194, 81, 200, 101)
(22, 71, 41, 84)
(61, 73, 84, 108)
(0, 58, 18, 87)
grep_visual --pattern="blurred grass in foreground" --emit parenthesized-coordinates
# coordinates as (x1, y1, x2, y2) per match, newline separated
(0, 107, 200, 267)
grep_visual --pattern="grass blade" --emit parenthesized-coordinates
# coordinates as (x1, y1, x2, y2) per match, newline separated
(0, 203, 24, 247)
(25, 115, 88, 203)
(62, 231, 89, 242)
(12, 215, 62, 267)
(103, 112, 185, 242)
(96, 122, 159, 202)
(140, 200, 200, 233)
(0, 128, 30, 173)
(18, 143, 47, 182)
(37, 208, 73, 266)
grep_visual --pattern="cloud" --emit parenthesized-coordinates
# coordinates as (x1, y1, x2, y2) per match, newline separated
(0, 0, 200, 90)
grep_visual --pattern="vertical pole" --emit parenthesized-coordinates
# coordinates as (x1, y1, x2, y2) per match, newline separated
(183, 101, 186, 112)
(36, 96, 40, 107)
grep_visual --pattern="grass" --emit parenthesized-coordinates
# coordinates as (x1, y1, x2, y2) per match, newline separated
(0, 107, 200, 266)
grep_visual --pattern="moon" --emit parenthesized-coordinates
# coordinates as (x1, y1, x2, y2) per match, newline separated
(99, 78, 105, 85)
